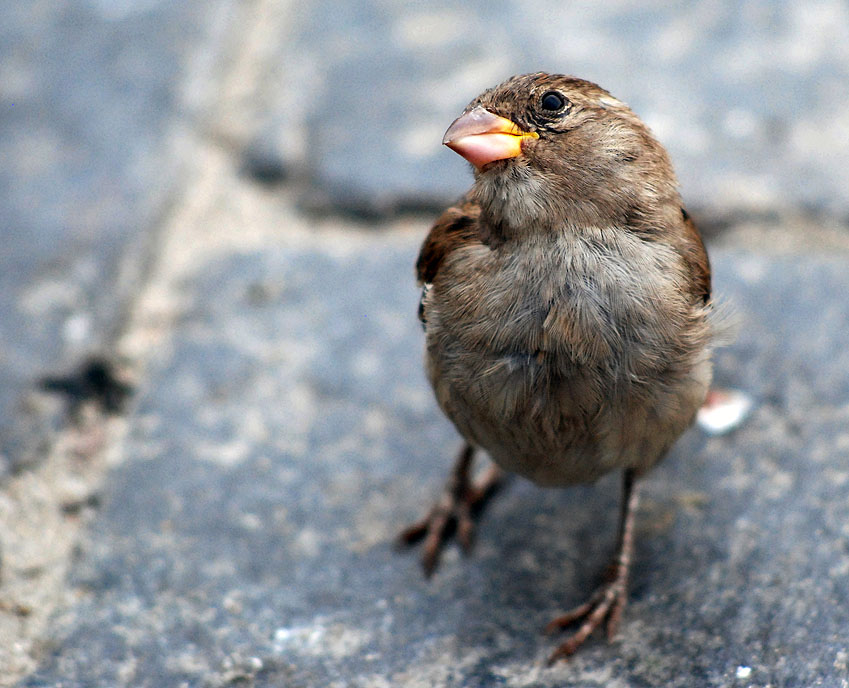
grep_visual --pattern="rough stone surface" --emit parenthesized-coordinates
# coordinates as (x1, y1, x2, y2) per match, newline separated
(4, 2, 849, 687)
(254, 0, 849, 216)
(0, 0, 233, 476)
(19, 234, 849, 687)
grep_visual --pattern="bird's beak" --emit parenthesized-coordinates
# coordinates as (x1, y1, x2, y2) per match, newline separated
(443, 106, 538, 169)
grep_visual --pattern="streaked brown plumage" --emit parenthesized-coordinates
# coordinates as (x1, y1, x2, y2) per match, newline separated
(400, 73, 713, 661)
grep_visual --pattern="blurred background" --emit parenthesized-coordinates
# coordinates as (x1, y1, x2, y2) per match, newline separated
(2, 1, 849, 686)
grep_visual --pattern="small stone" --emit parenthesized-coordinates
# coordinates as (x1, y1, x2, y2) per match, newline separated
(697, 387, 754, 435)
(736, 665, 752, 679)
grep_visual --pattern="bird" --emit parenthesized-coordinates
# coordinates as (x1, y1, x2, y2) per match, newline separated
(399, 72, 714, 662)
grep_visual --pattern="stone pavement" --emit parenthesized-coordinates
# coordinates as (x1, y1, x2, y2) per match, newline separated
(0, 0, 238, 476)
(2, 1, 849, 686)
(18, 207, 849, 687)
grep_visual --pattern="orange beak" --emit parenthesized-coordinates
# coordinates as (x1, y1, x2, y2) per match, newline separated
(443, 106, 538, 169)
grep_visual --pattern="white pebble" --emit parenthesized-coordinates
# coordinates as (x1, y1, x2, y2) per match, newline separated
(736, 665, 752, 679)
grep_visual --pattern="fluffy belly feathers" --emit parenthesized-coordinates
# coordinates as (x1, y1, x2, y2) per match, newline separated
(422, 232, 712, 487)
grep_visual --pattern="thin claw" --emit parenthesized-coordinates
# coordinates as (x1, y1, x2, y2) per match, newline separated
(547, 645, 572, 665)
(397, 519, 429, 546)
(544, 601, 593, 634)
(420, 538, 440, 578)
(606, 601, 624, 640)
(398, 445, 505, 578)
(548, 627, 591, 664)
(544, 586, 606, 633)
(456, 515, 475, 552)
(420, 511, 451, 577)
(421, 549, 438, 578)
(548, 635, 583, 664)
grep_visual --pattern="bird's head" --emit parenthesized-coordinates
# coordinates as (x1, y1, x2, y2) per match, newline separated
(443, 73, 680, 236)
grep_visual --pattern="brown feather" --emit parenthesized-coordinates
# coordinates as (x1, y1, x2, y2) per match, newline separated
(416, 197, 482, 285)
(678, 208, 712, 304)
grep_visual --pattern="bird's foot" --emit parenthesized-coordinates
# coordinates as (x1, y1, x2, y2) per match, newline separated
(544, 564, 629, 663)
(545, 469, 639, 663)
(398, 445, 502, 577)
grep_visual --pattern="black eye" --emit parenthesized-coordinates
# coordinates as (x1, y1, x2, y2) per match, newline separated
(540, 91, 568, 113)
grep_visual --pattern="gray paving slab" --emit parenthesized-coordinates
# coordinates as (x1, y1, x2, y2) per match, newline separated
(254, 0, 849, 217)
(0, 0, 233, 475)
(18, 235, 849, 687)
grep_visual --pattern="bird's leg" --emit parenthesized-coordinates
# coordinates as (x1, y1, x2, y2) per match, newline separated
(546, 468, 640, 663)
(398, 443, 503, 577)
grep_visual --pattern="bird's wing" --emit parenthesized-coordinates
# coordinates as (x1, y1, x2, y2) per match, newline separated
(678, 207, 712, 304)
(415, 197, 484, 326)
(416, 197, 483, 285)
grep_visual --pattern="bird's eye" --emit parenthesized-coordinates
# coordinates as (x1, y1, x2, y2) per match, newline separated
(540, 91, 568, 113)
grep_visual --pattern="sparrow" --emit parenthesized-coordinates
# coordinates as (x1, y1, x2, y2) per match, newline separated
(399, 73, 713, 662)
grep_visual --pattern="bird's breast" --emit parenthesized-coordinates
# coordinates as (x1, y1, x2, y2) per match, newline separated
(421, 226, 710, 485)
(428, 227, 690, 371)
